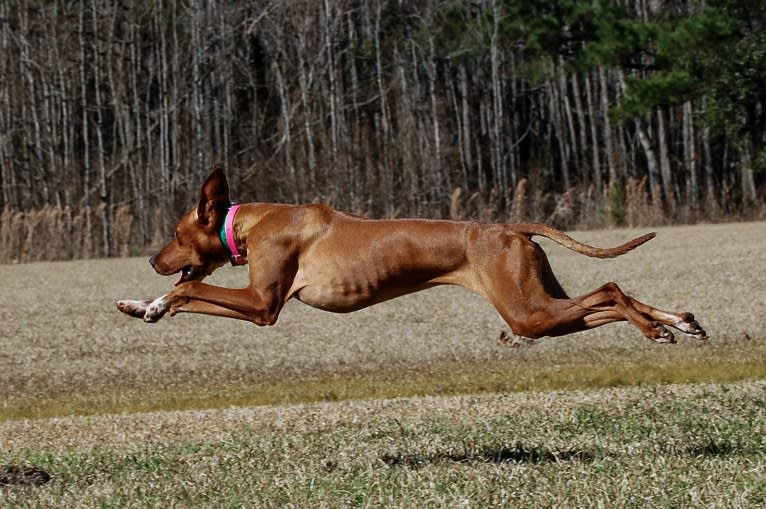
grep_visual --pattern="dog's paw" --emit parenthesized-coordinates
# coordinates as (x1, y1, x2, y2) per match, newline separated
(674, 312, 708, 340)
(144, 297, 169, 323)
(498, 330, 536, 348)
(116, 299, 152, 319)
(648, 323, 676, 344)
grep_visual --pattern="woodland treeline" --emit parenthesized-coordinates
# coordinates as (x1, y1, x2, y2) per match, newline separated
(1, 0, 765, 261)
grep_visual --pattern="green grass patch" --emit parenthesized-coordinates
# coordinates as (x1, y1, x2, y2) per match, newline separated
(3, 357, 765, 421)
(3, 382, 766, 508)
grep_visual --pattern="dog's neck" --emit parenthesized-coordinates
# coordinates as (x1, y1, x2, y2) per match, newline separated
(219, 204, 247, 266)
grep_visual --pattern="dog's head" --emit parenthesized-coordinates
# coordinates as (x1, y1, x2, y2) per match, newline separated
(150, 167, 232, 285)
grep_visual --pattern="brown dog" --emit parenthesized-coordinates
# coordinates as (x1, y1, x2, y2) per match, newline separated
(117, 167, 707, 343)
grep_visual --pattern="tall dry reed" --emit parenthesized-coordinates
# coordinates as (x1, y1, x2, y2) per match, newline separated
(0, 205, 145, 263)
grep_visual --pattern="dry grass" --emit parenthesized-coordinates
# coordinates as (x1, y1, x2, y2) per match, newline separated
(1, 221, 765, 506)
(0, 204, 139, 263)
(1, 221, 764, 420)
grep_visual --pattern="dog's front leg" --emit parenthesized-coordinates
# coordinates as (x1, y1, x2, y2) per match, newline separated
(140, 282, 283, 325)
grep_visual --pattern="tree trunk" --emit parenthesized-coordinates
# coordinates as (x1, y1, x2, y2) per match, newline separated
(549, 77, 570, 190)
(297, 26, 317, 188)
(599, 67, 617, 183)
(374, 0, 393, 216)
(635, 116, 663, 207)
(682, 101, 698, 208)
(91, 0, 110, 257)
(701, 125, 718, 211)
(428, 35, 444, 202)
(460, 64, 473, 189)
(490, 0, 507, 196)
(570, 72, 588, 179)
(325, 0, 339, 169)
(740, 138, 757, 204)
(78, 1, 92, 251)
(656, 108, 675, 207)
(584, 71, 602, 192)
(275, 63, 298, 203)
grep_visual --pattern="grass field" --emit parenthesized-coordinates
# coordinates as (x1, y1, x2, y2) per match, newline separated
(1, 221, 765, 507)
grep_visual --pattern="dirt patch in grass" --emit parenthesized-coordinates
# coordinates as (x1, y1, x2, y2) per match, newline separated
(0, 464, 51, 486)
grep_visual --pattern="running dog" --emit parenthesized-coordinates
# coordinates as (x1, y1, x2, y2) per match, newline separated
(117, 167, 707, 343)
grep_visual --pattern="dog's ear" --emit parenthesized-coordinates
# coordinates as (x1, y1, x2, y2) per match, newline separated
(197, 165, 230, 227)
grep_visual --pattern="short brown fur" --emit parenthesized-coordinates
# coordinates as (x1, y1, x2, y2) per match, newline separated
(117, 168, 707, 343)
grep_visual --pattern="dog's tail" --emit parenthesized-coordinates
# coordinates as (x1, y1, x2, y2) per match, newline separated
(509, 223, 655, 259)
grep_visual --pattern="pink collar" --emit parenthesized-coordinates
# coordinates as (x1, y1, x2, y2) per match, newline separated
(221, 204, 247, 266)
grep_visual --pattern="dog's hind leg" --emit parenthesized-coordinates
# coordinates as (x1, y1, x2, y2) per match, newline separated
(491, 281, 678, 343)
(625, 298, 707, 339)
(478, 233, 687, 342)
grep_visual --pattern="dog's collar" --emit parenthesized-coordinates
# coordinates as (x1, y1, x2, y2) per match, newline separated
(219, 204, 247, 266)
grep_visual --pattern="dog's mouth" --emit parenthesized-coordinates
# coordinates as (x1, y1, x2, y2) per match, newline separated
(175, 265, 195, 286)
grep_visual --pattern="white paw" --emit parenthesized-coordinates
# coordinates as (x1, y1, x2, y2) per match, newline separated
(116, 299, 151, 319)
(144, 297, 169, 322)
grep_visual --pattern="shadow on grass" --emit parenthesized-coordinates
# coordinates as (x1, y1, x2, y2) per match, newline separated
(684, 439, 743, 458)
(382, 438, 759, 469)
(381, 441, 597, 469)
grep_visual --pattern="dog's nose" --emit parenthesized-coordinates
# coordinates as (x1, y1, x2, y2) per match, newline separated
(149, 255, 157, 268)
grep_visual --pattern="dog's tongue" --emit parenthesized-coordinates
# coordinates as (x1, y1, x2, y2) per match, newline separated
(175, 266, 193, 286)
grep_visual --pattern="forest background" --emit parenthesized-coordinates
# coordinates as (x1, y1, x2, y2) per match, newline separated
(1, 0, 764, 262)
